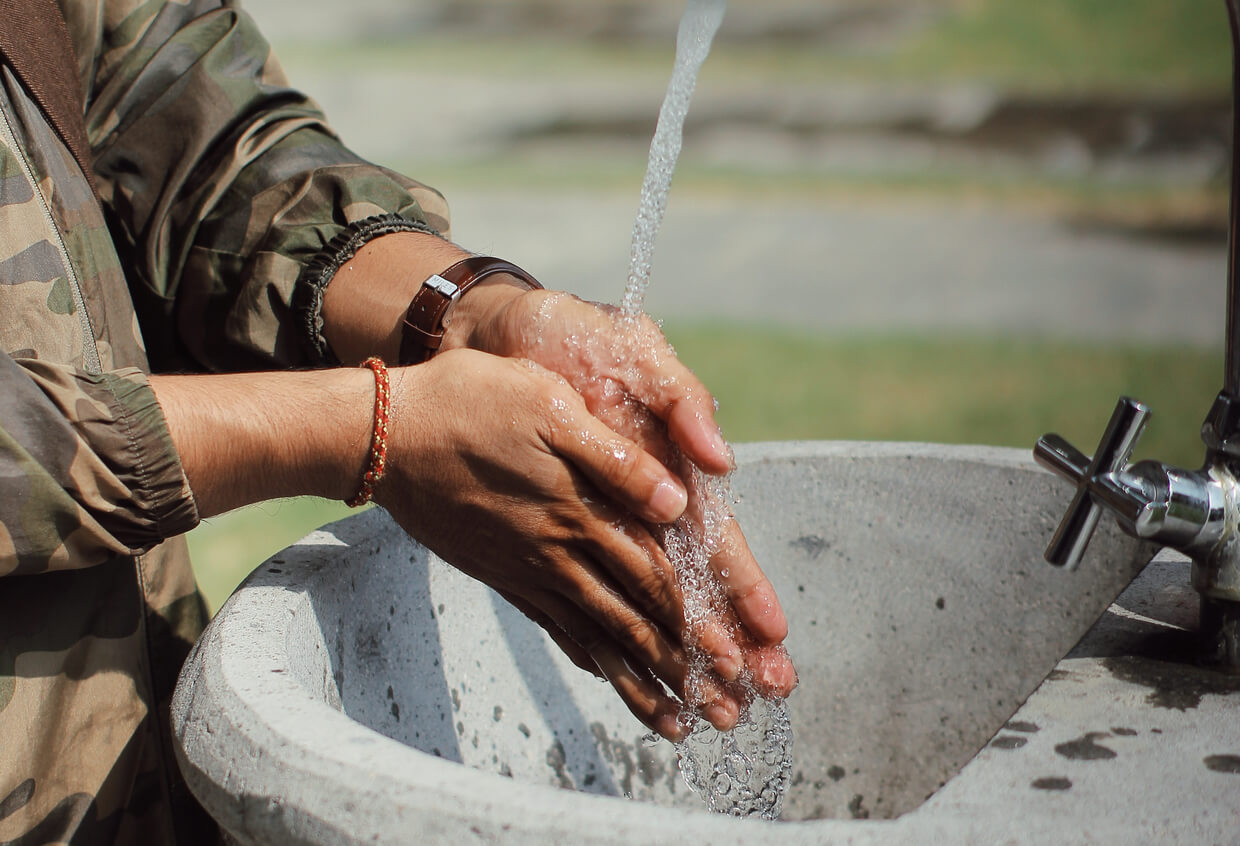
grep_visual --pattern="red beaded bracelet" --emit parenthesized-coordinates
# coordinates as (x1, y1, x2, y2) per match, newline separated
(347, 356, 391, 507)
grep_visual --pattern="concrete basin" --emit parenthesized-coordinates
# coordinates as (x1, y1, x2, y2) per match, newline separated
(172, 442, 1240, 843)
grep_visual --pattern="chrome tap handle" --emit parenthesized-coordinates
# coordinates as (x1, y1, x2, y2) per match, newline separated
(1034, 397, 1151, 570)
(1034, 434, 1090, 483)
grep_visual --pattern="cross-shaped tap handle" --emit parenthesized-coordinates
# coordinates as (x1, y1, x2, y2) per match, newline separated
(1033, 397, 1151, 570)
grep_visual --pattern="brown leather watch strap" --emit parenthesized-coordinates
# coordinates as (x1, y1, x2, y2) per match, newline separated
(399, 256, 542, 365)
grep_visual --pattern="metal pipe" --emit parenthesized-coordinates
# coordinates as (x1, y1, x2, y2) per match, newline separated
(1225, 0, 1240, 395)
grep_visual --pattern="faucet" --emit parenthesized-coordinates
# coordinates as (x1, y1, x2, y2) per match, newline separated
(1033, 0, 1240, 667)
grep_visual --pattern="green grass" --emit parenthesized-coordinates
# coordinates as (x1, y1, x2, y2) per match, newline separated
(189, 328, 1222, 613)
(276, 0, 1230, 95)
(880, 0, 1230, 94)
(665, 327, 1220, 468)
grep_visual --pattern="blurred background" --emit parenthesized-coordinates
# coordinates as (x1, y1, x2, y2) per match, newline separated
(191, 0, 1231, 611)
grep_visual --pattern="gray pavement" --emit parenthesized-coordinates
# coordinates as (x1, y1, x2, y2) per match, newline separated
(448, 189, 1226, 348)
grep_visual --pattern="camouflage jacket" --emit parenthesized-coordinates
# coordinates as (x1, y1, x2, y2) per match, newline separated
(0, 2, 449, 843)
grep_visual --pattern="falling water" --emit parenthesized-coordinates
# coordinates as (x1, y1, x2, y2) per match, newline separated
(619, 0, 726, 319)
(619, 0, 795, 820)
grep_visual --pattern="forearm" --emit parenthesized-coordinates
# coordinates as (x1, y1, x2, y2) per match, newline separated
(150, 369, 374, 518)
(320, 231, 531, 365)
(150, 230, 535, 515)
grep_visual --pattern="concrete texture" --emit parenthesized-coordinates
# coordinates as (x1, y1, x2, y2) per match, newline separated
(170, 442, 1240, 845)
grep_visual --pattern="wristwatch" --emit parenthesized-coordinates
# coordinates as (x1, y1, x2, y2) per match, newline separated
(399, 256, 542, 365)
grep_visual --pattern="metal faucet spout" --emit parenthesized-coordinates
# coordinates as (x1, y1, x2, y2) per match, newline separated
(1032, 0, 1240, 667)
(1104, 462, 1228, 551)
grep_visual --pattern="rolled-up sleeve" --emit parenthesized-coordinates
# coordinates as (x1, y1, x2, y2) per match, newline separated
(74, 0, 450, 372)
(0, 352, 197, 576)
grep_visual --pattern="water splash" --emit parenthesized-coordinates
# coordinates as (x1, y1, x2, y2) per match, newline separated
(614, 0, 794, 819)
(619, 0, 727, 319)
(660, 467, 793, 820)
(677, 695, 793, 819)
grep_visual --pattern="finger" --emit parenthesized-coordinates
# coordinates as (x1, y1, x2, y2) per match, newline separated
(580, 510, 681, 635)
(496, 589, 602, 679)
(665, 394, 732, 476)
(589, 630, 741, 738)
(709, 518, 790, 646)
(524, 591, 688, 739)
(538, 577, 741, 732)
(593, 643, 689, 742)
(615, 347, 732, 477)
(580, 508, 745, 682)
(744, 643, 799, 699)
(501, 580, 690, 740)
(538, 384, 688, 524)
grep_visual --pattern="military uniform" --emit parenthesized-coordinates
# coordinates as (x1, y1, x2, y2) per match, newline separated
(0, 1, 448, 842)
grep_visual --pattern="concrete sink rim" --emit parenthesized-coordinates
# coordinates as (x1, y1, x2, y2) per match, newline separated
(172, 441, 1237, 844)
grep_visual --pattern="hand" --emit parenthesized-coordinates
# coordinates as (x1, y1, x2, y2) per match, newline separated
(153, 354, 745, 740)
(453, 289, 797, 699)
(375, 349, 760, 739)
(314, 231, 795, 716)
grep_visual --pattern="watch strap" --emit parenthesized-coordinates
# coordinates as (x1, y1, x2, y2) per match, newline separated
(399, 256, 542, 365)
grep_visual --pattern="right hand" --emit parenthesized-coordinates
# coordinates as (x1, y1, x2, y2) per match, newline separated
(375, 348, 749, 740)
(459, 290, 797, 699)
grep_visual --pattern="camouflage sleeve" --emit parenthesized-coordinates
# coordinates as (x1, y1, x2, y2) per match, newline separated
(62, 0, 451, 372)
(0, 352, 198, 576)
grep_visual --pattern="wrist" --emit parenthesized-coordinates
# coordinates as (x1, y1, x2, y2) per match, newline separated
(400, 257, 543, 363)
(321, 231, 469, 365)
(153, 368, 378, 517)
(438, 276, 529, 354)
(320, 231, 537, 365)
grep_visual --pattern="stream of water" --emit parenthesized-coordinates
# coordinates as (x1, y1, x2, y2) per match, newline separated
(620, 0, 794, 821)
(620, 0, 725, 319)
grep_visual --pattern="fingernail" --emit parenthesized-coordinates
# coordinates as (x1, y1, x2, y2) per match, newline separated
(714, 651, 741, 682)
(759, 661, 783, 690)
(704, 702, 735, 731)
(757, 652, 796, 694)
(655, 712, 689, 742)
(711, 427, 734, 468)
(650, 480, 687, 522)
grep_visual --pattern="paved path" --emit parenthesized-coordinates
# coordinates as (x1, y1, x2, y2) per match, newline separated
(448, 189, 1226, 348)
